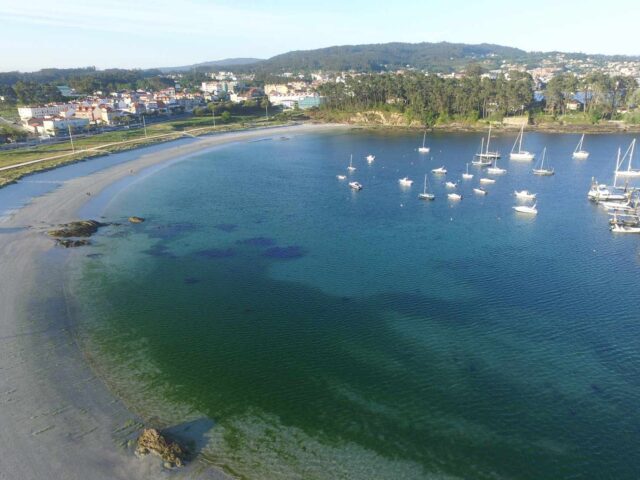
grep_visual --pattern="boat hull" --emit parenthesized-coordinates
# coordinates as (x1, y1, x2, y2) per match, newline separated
(510, 152, 535, 161)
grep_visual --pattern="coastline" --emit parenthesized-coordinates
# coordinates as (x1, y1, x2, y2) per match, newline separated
(0, 123, 344, 480)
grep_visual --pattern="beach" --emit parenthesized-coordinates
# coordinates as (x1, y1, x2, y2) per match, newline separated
(0, 123, 342, 480)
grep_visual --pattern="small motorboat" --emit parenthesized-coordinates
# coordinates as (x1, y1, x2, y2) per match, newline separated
(349, 181, 363, 190)
(513, 204, 538, 215)
(473, 187, 488, 195)
(447, 193, 462, 200)
(514, 190, 537, 200)
(366, 154, 375, 163)
(479, 177, 496, 184)
(398, 177, 413, 187)
(336, 175, 347, 180)
(445, 181, 457, 188)
(432, 166, 447, 174)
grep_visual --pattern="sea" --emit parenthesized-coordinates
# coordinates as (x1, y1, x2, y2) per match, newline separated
(41, 128, 640, 479)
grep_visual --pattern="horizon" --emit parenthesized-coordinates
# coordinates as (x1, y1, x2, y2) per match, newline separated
(2, 0, 640, 72)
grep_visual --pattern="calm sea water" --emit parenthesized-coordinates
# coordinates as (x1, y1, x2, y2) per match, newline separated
(69, 129, 640, 479)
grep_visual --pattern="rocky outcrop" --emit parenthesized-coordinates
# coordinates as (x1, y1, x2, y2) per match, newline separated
(348, 111, 423, 128)
(135, 428, 185, 468)
(128, 216, 145, 224)
(48, 220, 107, 238)
(55, 239, 91, 248)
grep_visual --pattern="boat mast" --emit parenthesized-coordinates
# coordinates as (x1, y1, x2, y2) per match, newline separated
(628, 139, 636, 171)
(486, 124, 492, 154)
(422, 131, 426, 148)
(518, 124, 524, 153)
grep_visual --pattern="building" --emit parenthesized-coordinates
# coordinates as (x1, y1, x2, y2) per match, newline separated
(18, 104, 69, 121)
(41, 117, 90, 136)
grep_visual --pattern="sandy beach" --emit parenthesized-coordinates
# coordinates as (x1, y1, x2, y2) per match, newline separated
(0, 123, 343, 480)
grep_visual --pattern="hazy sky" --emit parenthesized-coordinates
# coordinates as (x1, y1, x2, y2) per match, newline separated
(2, 0, 639, 72)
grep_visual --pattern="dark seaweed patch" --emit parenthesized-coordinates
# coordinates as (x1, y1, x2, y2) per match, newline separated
(236, 237, 276, 247)
(262, 246, 306, 259)
(196, 248, 236, 258)
(149, 223, 197, 239)
(214, 223, 238, 232)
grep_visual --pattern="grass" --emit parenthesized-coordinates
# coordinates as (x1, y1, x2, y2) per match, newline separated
(0, 114, 286, 187)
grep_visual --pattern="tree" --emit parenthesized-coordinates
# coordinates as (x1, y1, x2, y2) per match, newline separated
(220, 111, 231, 123)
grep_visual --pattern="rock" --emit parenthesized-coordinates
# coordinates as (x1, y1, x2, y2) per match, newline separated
(55, 239, 91, 248)
(128, 216, 145, 224)
(48, 220, 107, 238)
(135, 428, 184, 468)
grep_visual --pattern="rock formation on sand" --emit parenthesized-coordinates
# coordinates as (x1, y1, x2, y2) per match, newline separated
(128, 216, 145, 223)
(135, 428, 185, 468)
(47, 220, 107, 238)
(55, 239, 91, 248)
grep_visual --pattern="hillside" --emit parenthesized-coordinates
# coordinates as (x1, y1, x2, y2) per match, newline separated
(159, 58, 263, 73)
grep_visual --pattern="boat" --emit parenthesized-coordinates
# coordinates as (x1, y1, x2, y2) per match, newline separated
(349, 181, 362, 190)
(532, 147, 554, 176)
(588, 178, 628, 202)
(600, 199, 634, 212)
(474, 125, 500, 162)
(336, 174, 347, 180)
(609, 213, 640, 226)
(473, 187, 488, 195)
(479, 177, 496, 184)
(611, 224, 640, 233)
(432, 166, 447, 174)
(418, 131, 430, 153)
(398, 177, 413, 187)
(462, 163, 474, 180)
(572, 134, 589, 160)
(347, 154, 356, 172)
(509, 124, 535, 161)
(487, 158, 507, 175)
(445, 181, 457, 188)
(513, 204, 538, 215)
(514, 190, 537, 200)
(614, 139, 640, 177)
(366, 154, 375, 163)
(447, 193, 462, 200)
(418, 174, 435, 200)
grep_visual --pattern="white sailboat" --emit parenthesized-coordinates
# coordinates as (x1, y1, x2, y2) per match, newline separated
(509, 124, 535, 161)
(347, 154, 356, 172)
(462, 163, 474, 180)
(479, 177, 496, 184)
(614, 139, 640, 177)
(487, 157, 507, 175)
(418, 131, 430, 153)
(418, 174, 435, 200)
(572, 134, 589, 159)
(532, 147, 554, 176)
(336, 174, 347, 180)
(513, 203, 538, 215)
(474, 125, 500, 163)
(447, 193, 462, 200)
(366, 154, 375, 163)
(473, 187, 488, 195)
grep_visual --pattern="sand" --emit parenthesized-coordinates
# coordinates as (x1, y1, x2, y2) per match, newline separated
(0, 123, 344, 479)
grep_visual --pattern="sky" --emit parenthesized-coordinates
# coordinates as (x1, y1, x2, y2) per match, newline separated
(1, 0, 639, 72)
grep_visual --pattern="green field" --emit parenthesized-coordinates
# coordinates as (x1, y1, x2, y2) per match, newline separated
(0, 114, 285, 187)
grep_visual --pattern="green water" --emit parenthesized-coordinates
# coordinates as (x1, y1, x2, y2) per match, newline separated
(70, 130, 640, 479)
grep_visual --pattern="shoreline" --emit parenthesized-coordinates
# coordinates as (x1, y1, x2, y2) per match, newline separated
(0, 122, 344, 480)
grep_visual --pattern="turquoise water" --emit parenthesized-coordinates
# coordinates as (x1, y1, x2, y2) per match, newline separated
(72, 130, 640, 479)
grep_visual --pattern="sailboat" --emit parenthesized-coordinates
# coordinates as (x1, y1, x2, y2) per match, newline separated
(347, 154, 356, 172)
(614, 139, 640, 177)
(418, 174, 435, 200)
(418, 131, 430, 153)
(509, 124, 535, 161)
(473, 124, 500, 164)
(366, 154, 375, 163)
(473, 187, 488, 195)
(532, 147, 554, 176)
(572, 134, 589, 159)
(487, 157, 507, 175)
(462, 163, 474, 180)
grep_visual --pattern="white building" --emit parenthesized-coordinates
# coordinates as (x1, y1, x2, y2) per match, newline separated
(18, 104, 69, 121)
(42, 117, 90, 136)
